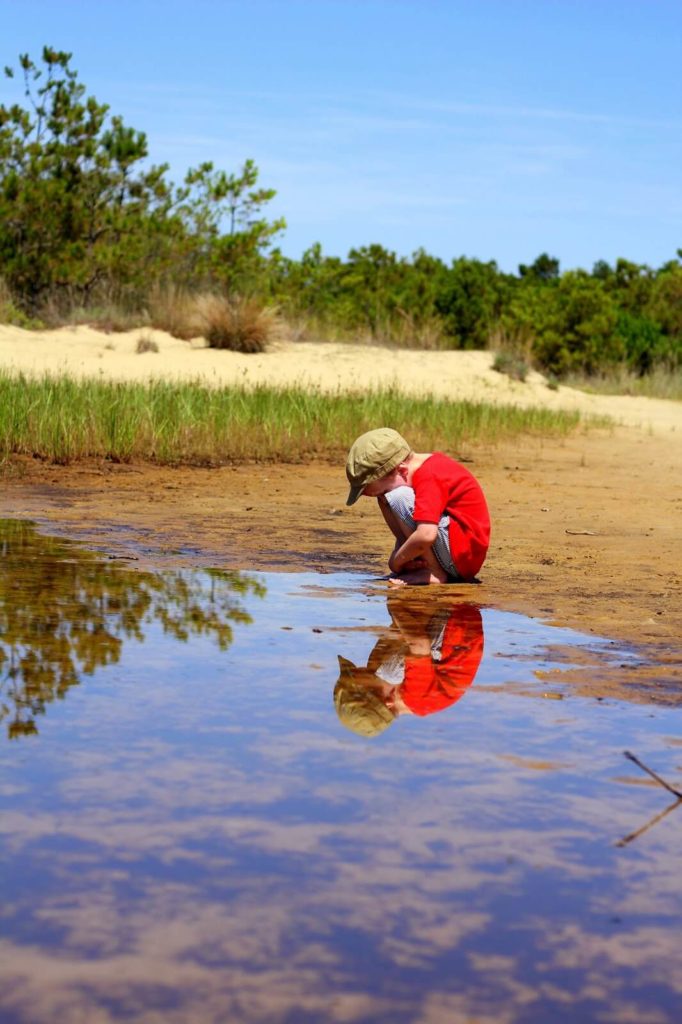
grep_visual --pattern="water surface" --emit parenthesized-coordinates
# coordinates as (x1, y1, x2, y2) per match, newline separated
(1, 521, 680, 1023)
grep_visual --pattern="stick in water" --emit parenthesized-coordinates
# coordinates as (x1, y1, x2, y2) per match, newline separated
(624, 750, 682, 799)
(616, 796, 682, 848)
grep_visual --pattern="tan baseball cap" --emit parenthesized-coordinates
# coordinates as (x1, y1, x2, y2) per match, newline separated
(345, 427, 411, 506)
(334, 657, 396, 737)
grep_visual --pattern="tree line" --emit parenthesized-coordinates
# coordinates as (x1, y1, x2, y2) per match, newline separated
(1, 47, 680, 377)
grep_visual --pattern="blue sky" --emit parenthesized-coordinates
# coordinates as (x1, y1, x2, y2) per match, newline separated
(2, 0, 680, 272)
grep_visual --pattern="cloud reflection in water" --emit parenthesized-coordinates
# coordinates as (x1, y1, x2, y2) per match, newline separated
(0, 537, 681, 1022)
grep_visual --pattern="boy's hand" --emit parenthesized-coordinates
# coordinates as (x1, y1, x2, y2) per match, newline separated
(388, 523, 438, 574)
(401, 557, 428, 571)
(389, 548, 426, 573)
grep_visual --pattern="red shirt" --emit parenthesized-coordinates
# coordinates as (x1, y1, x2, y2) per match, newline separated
(401, 604, 484, 716)
(412, 452, 490, 579)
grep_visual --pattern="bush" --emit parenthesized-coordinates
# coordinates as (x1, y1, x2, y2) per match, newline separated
(136, 334, 159, 354)
(492, 351, 529, 382)
(615, 312, 668, 375)
(196, 295, 279, 353)
(518, 272, 622, 376)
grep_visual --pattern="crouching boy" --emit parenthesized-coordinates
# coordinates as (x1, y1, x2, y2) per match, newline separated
(345, 427, 490, 585)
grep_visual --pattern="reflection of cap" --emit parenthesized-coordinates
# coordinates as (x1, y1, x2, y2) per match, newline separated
(345, 428, 411, 506)
(334, 656, 395, 737)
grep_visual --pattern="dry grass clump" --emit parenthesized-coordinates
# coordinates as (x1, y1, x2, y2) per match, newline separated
(68, 307, 144, 333)
(195, 295, 280, 353)
(147, 285, 202, 340)
(488, 324, 534, 383)
(374, 309, 447, 349)
(136, 333, 159, 354)
(146, 288, 279, 352)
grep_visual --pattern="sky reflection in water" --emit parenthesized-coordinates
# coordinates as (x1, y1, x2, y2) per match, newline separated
(0, 521, 681, 1023)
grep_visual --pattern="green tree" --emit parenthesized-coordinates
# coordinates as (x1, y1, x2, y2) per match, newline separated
(180, 158, 285, 292)
(0, 47, 284, 311)
(265, 243, 349, 325)
(531, 271, 623, 374)
(0, 47, 178, 310)
(646, 263, 682, 367)
(341, 244, 406, 335)
(435, 258, 512, 349)
(518, 252, 560, 281)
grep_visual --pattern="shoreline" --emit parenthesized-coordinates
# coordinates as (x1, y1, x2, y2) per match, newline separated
(2, 424, 680, 705)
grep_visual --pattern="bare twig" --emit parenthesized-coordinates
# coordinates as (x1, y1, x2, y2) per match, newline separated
(624, 750, 682, 799)
(616, 797, 682, 848)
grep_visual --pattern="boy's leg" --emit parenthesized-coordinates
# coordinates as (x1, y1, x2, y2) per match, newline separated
(379, 487, 425, 569)
(377, 493, 405, 542)
(382, 486, 449, 584)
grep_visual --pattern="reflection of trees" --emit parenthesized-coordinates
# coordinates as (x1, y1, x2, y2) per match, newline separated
(0, 520, 266, 740)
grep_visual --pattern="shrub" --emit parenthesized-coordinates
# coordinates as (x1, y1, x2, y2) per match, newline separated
(528, 272, 622, 376)
(136, 334, 159, 354)
(492, 351, 529, 382)
(196, 295, 279, 353)
(615, 312, 668, 375)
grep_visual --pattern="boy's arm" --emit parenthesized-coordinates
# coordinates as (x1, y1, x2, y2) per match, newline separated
(389, 523, 438, 573)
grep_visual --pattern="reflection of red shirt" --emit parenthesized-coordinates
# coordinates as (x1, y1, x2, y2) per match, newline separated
(412, 453, 490, 579)
(401, 605, 483, 716)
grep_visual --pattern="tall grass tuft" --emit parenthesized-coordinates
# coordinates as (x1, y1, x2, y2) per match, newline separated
(196, 295, 280, 353)
(0, 373, 585, 467)
(147, 284, 201, 340)
(146, 290, 280, 351)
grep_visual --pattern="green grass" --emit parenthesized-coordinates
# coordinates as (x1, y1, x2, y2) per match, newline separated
(0, 372, 585, 466)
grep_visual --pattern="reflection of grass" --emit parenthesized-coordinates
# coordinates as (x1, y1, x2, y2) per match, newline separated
(0, 373, 585, 465)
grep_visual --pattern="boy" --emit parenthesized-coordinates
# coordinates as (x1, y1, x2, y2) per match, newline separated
(334, 598, 484, 736)
(345, 427, 490, 585)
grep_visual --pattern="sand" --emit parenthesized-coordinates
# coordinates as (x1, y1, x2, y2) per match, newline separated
(1, 323, 681, 700)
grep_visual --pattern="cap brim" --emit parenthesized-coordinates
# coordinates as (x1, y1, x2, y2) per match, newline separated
(346, 484, 364, 506)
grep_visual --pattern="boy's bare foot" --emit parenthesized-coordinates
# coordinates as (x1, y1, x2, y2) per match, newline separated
(388, 567, 446, 586)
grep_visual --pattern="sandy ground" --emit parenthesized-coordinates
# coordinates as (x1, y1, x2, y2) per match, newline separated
(1, 324, 681, 700)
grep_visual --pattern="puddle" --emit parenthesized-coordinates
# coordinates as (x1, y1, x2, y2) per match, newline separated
(1, 520, 681, 1023)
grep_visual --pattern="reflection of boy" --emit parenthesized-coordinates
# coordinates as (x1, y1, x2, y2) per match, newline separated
(400, 602, 483, 717)
(335, 601, 484, 737)
(345, 427, 491, 586)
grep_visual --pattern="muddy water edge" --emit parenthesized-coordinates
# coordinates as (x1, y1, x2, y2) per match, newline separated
(2, 423, 680, 700)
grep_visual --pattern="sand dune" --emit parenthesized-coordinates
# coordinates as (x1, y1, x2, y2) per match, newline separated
(1, 323, 679, 434)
